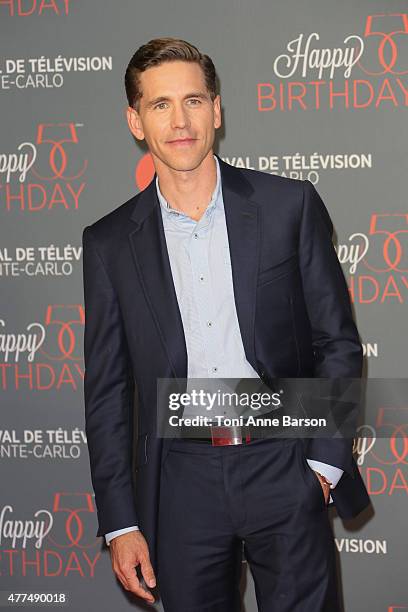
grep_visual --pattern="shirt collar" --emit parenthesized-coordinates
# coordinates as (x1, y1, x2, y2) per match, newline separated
(155, 154, 221, 219)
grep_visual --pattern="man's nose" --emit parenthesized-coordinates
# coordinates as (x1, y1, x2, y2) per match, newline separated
(170, 103, 190, 129)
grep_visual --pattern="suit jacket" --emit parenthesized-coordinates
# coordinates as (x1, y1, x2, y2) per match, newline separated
(82, 155, 371, 571)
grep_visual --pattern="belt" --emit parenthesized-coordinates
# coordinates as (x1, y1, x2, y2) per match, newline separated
(188, 429, 252, 446)
(179, 423, 269, 446)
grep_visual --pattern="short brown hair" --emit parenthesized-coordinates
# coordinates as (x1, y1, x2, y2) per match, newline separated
(125, 37, 218, 110)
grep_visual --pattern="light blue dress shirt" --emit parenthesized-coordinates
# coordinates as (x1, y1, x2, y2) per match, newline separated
(105, 156, 343, 545)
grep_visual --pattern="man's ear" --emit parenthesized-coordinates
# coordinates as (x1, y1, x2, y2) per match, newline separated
(126, 106, 145, 141)
(213, 94, 222, 130)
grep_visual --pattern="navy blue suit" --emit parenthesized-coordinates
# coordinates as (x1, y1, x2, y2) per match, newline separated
(82, 156, 371, 585)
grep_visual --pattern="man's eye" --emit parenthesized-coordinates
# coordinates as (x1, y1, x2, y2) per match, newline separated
(187, 99, 201, 105)
(154, 102, 168, 110)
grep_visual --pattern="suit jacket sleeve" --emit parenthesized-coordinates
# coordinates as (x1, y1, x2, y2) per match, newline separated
(298, 180, 363, 475)
(82, 226, 138, 537)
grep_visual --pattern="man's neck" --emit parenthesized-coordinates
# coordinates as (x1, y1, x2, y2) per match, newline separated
(155, 152, 217, 222)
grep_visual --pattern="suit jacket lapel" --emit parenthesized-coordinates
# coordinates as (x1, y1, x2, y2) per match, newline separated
(128, 179, 188, 379)
(127, 155, 261, 378)
(218, 156, 260, 370)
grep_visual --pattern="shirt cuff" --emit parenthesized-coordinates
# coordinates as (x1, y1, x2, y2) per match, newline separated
(306, 459, 344, 505)
(105, 526, 140, 546)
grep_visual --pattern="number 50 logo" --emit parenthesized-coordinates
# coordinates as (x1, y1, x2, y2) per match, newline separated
(47, 493, 98, 549)
(358, 13, 408, 76)
(32, 122, 88, 181)
(363, 214, 408, 273)
(39, 305, 84, 361)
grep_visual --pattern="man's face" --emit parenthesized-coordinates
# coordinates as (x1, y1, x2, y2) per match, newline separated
(127, 60, 221, 172)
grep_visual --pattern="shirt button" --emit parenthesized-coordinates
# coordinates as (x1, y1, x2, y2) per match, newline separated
(207, 321, 213, 327)
(212, 366, 218, 372)
(199, 275, 204, 281)
(193, 233, 199, 239)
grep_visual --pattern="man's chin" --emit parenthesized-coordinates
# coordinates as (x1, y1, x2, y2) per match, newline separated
(160, 155, 207, 173)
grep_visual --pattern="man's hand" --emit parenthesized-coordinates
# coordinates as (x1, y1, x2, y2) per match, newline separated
(313, 471, 331, 504)
(109, 530, 156, 603)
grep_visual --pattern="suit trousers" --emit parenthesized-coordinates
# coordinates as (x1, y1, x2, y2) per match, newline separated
(156, 436, 340, 612)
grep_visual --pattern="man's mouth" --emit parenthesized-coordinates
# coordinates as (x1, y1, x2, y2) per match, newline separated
(166, 138, 197, 145)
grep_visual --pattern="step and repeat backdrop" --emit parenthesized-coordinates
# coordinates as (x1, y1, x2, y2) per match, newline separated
(1, 0, 407, 610)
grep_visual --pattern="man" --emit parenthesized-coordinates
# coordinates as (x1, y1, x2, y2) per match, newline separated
(82, 37, 371, 611)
